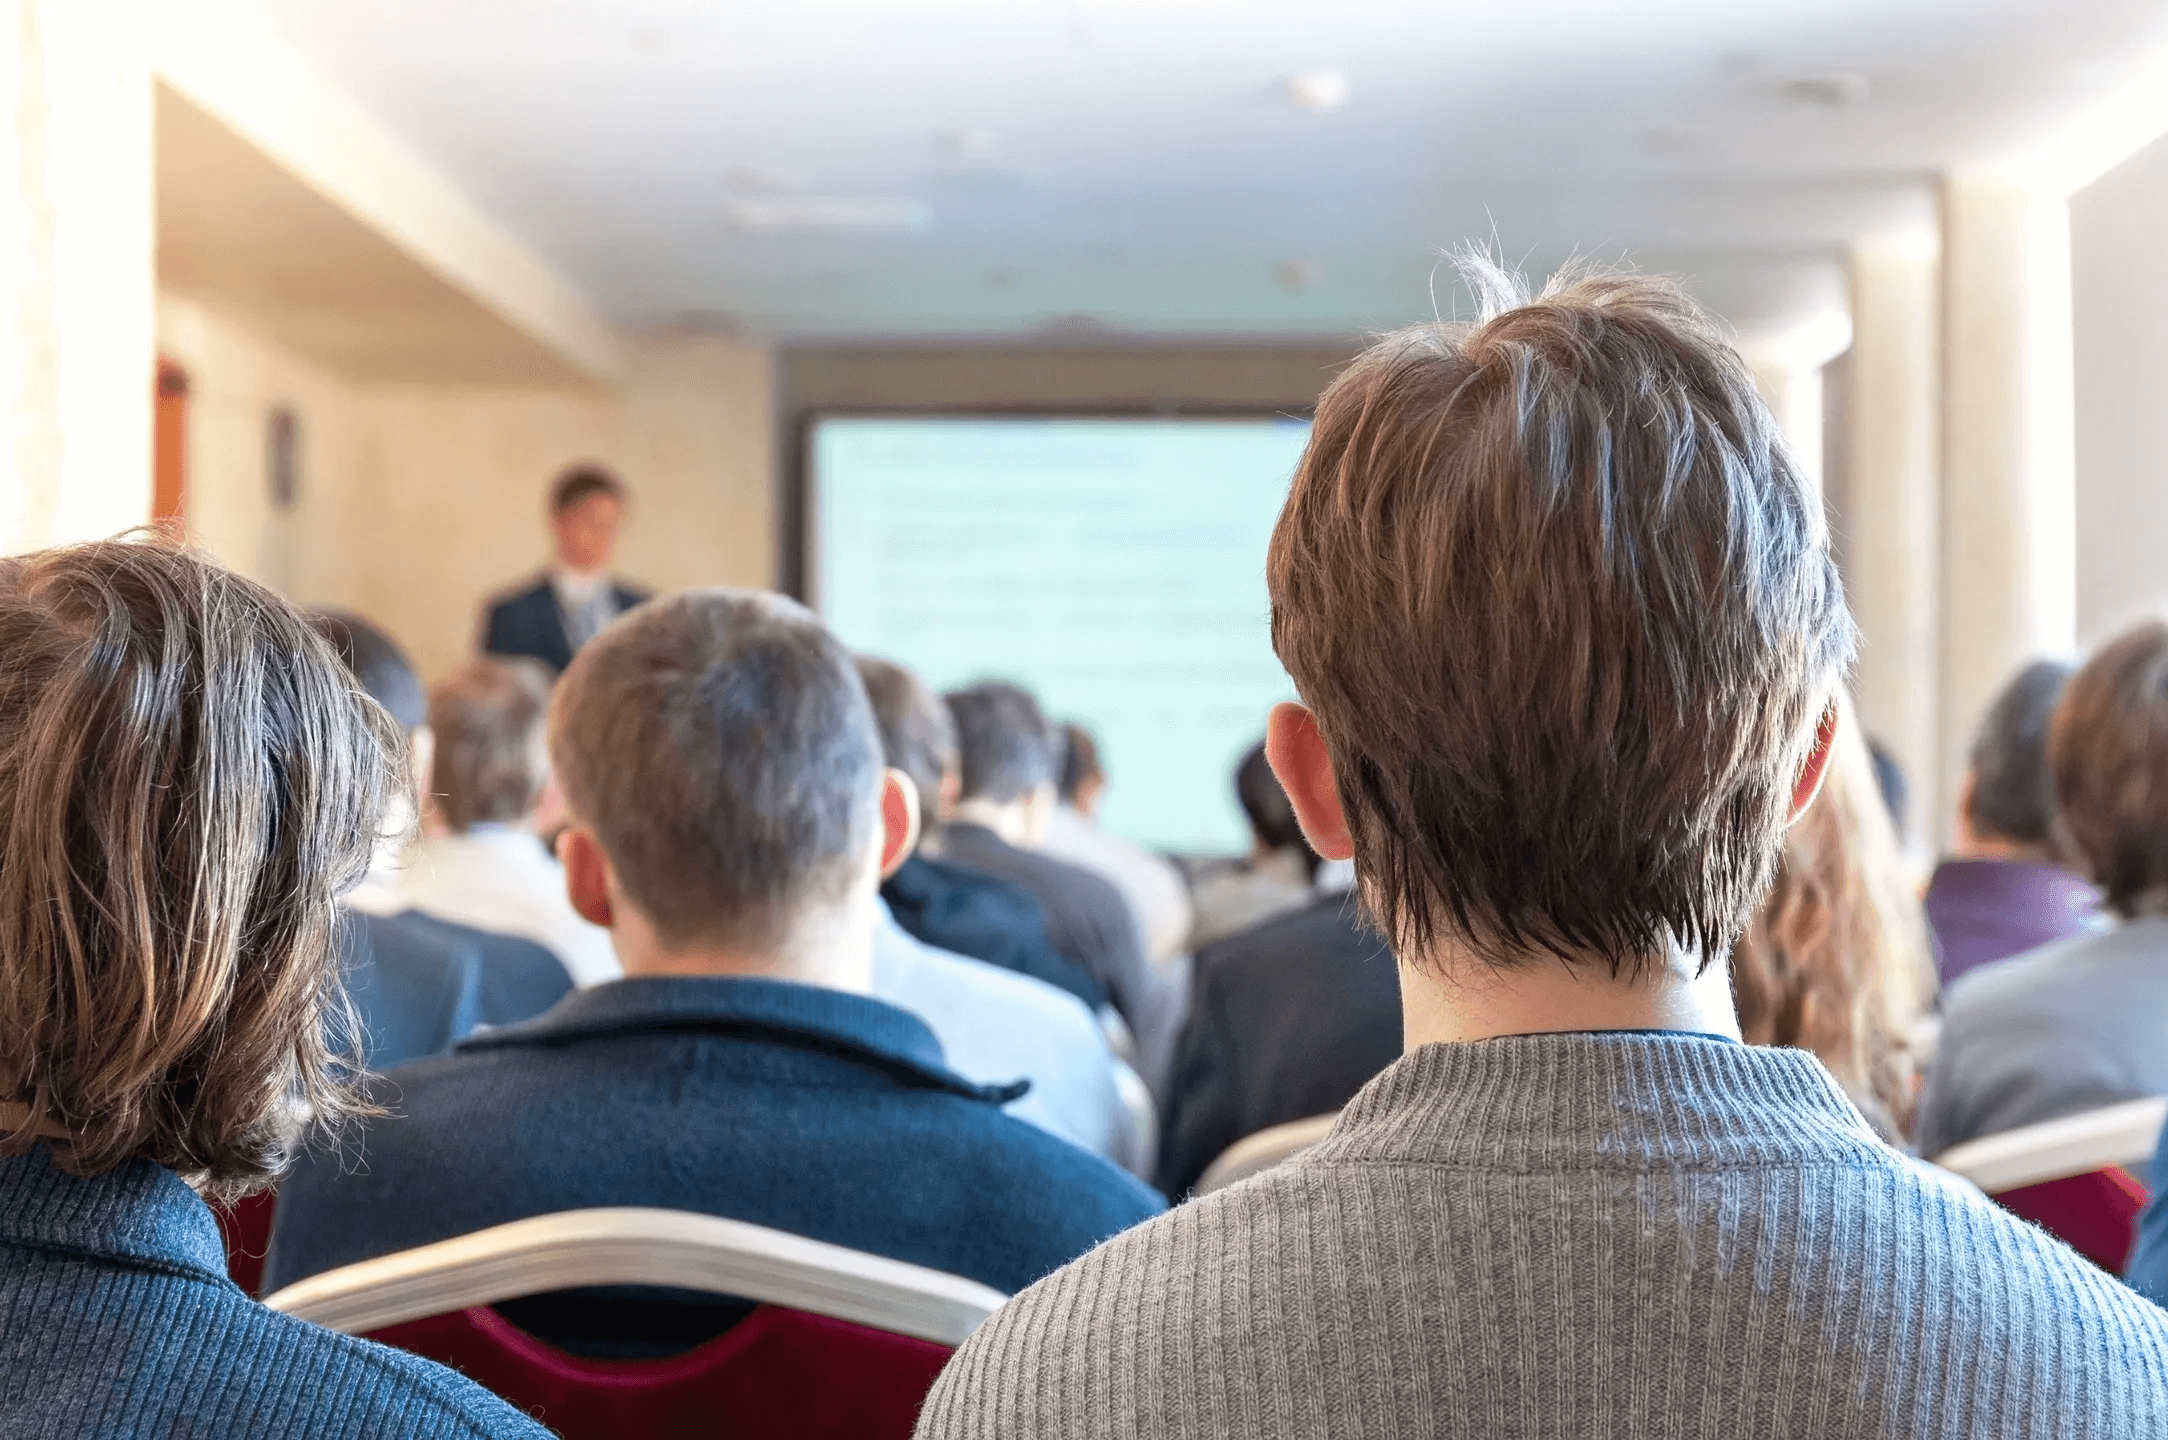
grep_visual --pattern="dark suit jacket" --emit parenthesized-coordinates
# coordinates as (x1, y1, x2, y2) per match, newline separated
(266, 977, 1163, 1351)
(338, 911, 484, 1070)
(481, 576, 650, 673)
(940, 823, 1151, 1029)
(881, 853, 1108, 1011)
(391, 910, 576, 1027)
(1157, 894, 1403, 1198)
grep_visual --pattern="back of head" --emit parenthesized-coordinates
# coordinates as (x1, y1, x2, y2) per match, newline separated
(1966, 658, 2077, 853)
(1235, 740, 1317, 874)
(0, 539, 399, 1198)
(429, 658, 554, 833)
(946, 681, 1057, 804)
(308, 609, 425, 735)
(552, 589, 883, 951)
(1267, 253, 1855, 971)
(2049, 621, 2168, 918)
(857, 654, 957, 828)
(1731, 713, 1936, 1138)
(1058, 724, 1103, 806)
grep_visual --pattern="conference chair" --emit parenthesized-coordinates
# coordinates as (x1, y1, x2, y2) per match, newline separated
(212, 1190, 280, 1297)
(261, 1207, 1008, 1440)
(1933, 1096, 2167, 1272)
(1194, 1112, 1340, 1196)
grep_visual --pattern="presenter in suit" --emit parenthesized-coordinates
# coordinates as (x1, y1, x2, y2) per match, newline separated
(481, 464, 652, 672)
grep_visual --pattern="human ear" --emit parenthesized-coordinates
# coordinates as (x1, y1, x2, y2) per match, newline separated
(1788, 702, 1841, 823)
(1264, 702, 1355, 862)
(557, 826, 616, 928)
(878, 769, 922, 879)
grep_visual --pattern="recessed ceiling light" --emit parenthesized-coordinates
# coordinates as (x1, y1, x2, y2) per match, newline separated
(935, 128, 999, 160)
(725, 164, 814, 195)
(722, 197, 930, 234)
(1780, 73, 1869, 108)
(1286, 70, 1350, 114)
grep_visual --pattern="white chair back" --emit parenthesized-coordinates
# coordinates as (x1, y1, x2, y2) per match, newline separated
(261, 1207, 1007, 1345)
(1932, 1096, 2167, 1193)
(1194, 1112, 1340, 1195)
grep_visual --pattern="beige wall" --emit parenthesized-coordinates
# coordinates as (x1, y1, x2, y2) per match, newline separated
(159, 293, 774, 684)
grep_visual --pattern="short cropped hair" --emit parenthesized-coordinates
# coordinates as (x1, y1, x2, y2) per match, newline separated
(2048, 621, 2168, 918)
(1235, 741, 1315, 870)
(1966, 658, 2076, 851)
(946, 682, 1058, 804)
(550, 463, 626, 514)
(429, 658, 553, 833)
(553, 590, 883, 950)
(0, 540, 399, 1199)
(858, 655, 956, 825)
(1058, 724, 1103, 805)
(309, 610, 426, 735)
(1267, 255, 1855, 972)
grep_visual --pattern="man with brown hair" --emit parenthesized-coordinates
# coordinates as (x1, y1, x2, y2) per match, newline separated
(917, 259, 2168, 1438)
(481, 463, 651, 672)
(1918, 620, 2168, 1158)
(267, 590, 1159, 1351)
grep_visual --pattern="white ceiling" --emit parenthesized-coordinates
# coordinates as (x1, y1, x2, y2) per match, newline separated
(262, 0, 2168, 345)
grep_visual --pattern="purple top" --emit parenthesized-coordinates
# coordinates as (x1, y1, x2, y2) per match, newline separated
(1923, 857, 2103, 986)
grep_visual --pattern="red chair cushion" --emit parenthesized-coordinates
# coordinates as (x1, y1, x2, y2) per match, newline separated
(211, 1190, 278, 1297)
(1991, 1167, 2148, 1273)
(367, 1303, 953, 1440)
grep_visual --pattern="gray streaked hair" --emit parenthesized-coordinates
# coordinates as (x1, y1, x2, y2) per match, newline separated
(945, 681, 1058, 804)
(550, 589, 884, 950)
(1267, 250, 1857, 975)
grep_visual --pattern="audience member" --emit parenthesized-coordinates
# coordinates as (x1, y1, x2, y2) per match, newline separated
(2127, 1112, 2168, 1308)
(481, 463, 650, 672)
(860, 658, 1108, 1010)
(1731, 710, 1938, 1144)
(0, 540, 544, 1438)
(1917, 621, 2168, 1158)
(268, 590, 1161, 1353)
(1922, 658, 2101, 984)
(1157, 884, 1400, 1197)
(916, 260, 2168, 1439)
(310, 611, 573, 1062)
(396, 657, 619, 987)
(1187, 740, 1343, 949)
(1039, 722, 1195, 964)
(1867, 735, 1910, 844)
(939, 682, 1154, 1032)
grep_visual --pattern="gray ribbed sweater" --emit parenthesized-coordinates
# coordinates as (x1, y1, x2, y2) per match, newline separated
(917, 1033, 2168, 1439)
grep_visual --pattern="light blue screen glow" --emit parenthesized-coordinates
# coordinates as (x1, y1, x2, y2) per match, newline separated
(812, 414, 1311, 854)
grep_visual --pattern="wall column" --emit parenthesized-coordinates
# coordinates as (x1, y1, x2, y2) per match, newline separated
(1938, 171, 2077, 834)
(0, 0, 153, 553)
(1844, 240, 1942, 845)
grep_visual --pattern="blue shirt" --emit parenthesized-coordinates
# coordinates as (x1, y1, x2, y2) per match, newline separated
(2126, 1112, 2168, 1308)
(267, 976, 1163, 1303)
(0, 1147, 544, 1438)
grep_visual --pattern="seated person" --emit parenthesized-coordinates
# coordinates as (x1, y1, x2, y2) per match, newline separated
(0, 540, 543, 1438)
(1923, 659, 2101, 984)
(861, 658, 1108, 1011)
(1917, 621, 2168, 1157)
(1039, 723, 1194, 965)
(2126, 1110, 2168, 1307)
(939, 682, 1155, 1036)
(1187, 740, 1343, 950)
(267, 590, 1162, 1349)
(395, 657, 619, 987)
(1731, 709, 1938, 1145)
(914, 260, 2168, 1439)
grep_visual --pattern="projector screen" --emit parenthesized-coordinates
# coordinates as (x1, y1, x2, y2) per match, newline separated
(809, 413, 1312, 854)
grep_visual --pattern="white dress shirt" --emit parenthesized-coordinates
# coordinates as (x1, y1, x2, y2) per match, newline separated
(392, 824, 622, 987)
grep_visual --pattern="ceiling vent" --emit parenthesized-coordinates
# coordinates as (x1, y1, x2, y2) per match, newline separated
(1780, 73, 1870, 108)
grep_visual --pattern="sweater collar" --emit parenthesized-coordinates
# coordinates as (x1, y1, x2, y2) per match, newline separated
(458, 974, 1026, 1104)
(0, 1146, 230, 1282)
(1319, 1031, 1878, 1171)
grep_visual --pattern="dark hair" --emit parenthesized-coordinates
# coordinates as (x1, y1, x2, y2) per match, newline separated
(550, 463, 627, 514)
(429, 658, 553, 833)
(1058, 724, 1103, 804)
(1234, 741, 1318, 876)
(1266, 253, 1855, 974)
(1966, 659, 2076, 850)
(857, 655, 956, 830)
(308, 610, 426, 735)
(2048, 622, 2168, 918)
(945, 681, 1057, 804)
(0, 539, 399, 1200)
(552, 590, 883, 950)
(1866, 737, 1908, 842)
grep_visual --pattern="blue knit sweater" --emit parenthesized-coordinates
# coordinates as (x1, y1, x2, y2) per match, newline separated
(0, 1147, 547, 1438)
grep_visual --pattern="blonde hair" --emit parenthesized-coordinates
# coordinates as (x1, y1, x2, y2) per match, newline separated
(1731, 710, 1937, 1139)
